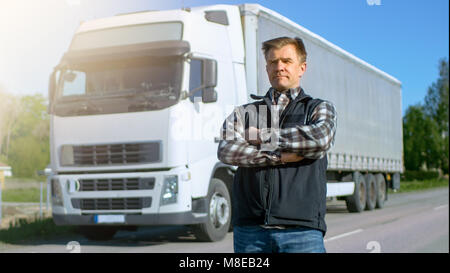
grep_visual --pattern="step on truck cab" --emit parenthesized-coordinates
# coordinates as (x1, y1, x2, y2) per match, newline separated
(48, 4, 403, 241)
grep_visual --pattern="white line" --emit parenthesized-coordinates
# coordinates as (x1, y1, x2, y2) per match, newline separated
(324, 229, 363, 243)
(433, 204, 448, 210)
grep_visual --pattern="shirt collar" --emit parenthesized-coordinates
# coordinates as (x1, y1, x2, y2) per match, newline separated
(270, 86, 301, 103)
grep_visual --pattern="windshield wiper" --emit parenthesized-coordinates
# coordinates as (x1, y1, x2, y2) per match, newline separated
(128, 85, 177, 102)
(127, 90, 176, 112)
(128, 98, 161, 111)
(66, 100, 102, 115)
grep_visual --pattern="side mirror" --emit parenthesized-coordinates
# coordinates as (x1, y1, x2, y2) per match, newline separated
(202, 59, 217, 103)
(63, 71, 77, 82)
(203, 59, 217, 88)
(202, 87, 217, 103)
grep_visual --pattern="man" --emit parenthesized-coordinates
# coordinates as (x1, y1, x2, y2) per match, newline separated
(217, 37, 337, 253)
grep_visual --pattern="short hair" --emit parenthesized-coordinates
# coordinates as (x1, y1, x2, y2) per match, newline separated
(262, 36, 307, 63)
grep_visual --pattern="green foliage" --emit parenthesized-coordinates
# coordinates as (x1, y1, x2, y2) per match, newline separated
(1, 187, 48, 203)
(8, 136, 49, 178)
(403, 58, 449, 174)
(390, 178, 448, 193)
(424, 58, 449, 174)
(0, 93, 49, 178)
(403, 105, 441, 170)
(402, 170, 440, 181)
(424, 59, 449, 134)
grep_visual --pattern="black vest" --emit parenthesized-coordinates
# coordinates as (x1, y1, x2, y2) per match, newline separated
(232, 88, 328, 235)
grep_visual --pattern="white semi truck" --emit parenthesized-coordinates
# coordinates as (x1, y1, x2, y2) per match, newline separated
(48, 4, 403, 241)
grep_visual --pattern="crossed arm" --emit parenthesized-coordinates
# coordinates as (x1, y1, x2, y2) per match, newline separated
(217, 101, 337, 168)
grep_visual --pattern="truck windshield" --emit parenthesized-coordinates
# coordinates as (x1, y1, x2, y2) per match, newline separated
(55, 56, 182, 115)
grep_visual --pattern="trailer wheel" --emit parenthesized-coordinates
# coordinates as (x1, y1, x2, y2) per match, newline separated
(375, 174, 386, 209)
(345, 172, 366, 213)
(192, 178, 231, 242)
(364, 174, 377, 211)
(77, 226, 118, 241)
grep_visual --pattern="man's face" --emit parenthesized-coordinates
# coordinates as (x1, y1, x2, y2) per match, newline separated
(265, 44, 307, 91)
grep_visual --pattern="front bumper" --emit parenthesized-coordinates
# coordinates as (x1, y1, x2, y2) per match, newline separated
(53, 210, 207, 226)
(50, 166, 208, 225)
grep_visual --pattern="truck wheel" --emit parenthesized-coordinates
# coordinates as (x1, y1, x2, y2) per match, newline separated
(345, 172, 366, 213)
(77, 226, 118, 241)
(192, 178, 231, 242)
(375, 174, 386, 209)
(364, 174, 377, 211)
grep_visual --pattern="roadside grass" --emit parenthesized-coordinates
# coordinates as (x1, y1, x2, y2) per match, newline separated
(1, 188, 48, 203)
(389, 178, 449, 194)
(2, 176, 48, 202)
(4, 176, 46, 185)
(0, 216, 77, 244)
(1, 177, 78, 245)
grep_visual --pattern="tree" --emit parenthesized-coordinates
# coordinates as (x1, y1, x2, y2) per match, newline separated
(0, 88, 22, 162)
(424, 58, 449, 174)
(424, 59, 449, 135)
(5, 94, 50, 177)
(403, 105, 441, 171)
(404, 59, 450, 174)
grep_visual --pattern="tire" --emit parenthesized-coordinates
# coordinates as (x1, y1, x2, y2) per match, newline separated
(192, 178, 231, 242)
(345, 172, 366, 213)
(375, 173, 386, 209)
(364, 174, 377, 211)
(77, 226, 118, 241)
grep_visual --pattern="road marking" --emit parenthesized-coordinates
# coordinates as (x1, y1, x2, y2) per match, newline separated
(324, 229, 363, 242)
(433, 204, 448, 210)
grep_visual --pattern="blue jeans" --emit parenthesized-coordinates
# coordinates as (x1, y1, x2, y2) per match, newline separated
(233, 225, 326, 253)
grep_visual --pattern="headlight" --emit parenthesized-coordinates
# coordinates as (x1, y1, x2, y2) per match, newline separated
(51, 178, 64, 206)
(60, 145, 74, 166)
(161, 175, 178, 205)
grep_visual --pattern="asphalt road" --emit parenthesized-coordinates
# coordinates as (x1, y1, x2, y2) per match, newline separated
(1, 187, 448, 253)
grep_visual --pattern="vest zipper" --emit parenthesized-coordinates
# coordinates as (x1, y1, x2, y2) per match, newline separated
(259, 171, 266, 208)
(261, 93, 309, 225)
(265, 168, 275, 225)
(262, 170, 269, 225)
(264, 97, 300, 225)
(279, 100, 296, 125)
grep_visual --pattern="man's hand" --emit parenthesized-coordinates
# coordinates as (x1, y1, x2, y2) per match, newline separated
(245, 127, 262, 145)
(244, 127, 304, 163)
(281, 153, 304, 163)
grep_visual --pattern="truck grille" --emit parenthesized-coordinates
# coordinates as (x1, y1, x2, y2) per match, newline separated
(70, 142, 161, 166)
(78, 177, 155, 191)
(71, 197, 152, 210)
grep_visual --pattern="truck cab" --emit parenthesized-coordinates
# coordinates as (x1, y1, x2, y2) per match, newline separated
(48, 5, 243, 241)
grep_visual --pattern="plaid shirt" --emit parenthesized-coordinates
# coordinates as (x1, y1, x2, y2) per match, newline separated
(217, 87, 337, 167)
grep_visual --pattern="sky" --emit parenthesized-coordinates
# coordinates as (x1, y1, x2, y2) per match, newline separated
(0, 0, 448, 116)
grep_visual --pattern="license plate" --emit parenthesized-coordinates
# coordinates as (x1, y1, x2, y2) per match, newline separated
(94, 215, 125, 224)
